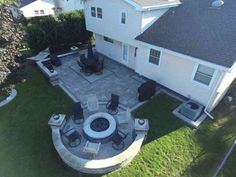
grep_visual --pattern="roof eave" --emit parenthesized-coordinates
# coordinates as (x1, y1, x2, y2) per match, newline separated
(140, 2, 182, 11)
(136, 39, 230, 71)
(124, 0, 181, 11)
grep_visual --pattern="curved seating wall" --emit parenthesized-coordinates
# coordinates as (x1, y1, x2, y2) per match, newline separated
(51, 126, 145, 174)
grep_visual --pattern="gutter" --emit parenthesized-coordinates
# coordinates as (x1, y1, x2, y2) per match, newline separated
(204, 70, 226, 119)
(140, 2, 181, 11)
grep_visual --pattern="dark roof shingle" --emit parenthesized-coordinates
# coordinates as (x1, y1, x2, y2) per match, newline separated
(20, 0, 36, 7)
(136, 0, 236, 68)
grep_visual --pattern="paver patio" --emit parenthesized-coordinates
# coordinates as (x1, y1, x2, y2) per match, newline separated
(55, 53, 147, 108)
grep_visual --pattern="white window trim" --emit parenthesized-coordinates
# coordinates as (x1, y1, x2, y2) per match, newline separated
(103, 36, 114, 44)
(147, 48, 162, 68)
(96, 7, 103, 19)
(120, 11, 127, 25)
(90, 6, 96, 18)
(191, 63, 217, 89)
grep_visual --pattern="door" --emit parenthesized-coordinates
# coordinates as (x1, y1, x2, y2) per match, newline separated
(122, 43, 129, 65)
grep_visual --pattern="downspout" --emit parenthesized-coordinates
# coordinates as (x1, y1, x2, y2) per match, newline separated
(204, 71, 226, 119)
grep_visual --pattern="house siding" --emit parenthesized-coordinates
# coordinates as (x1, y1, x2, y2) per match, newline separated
(53, 0, 84, 13)
(209, 62, 236, 111)
(84, 0, 142, 45)
(141, 9, 167, 32)
(95, 33, 136, 69)
(135, 45, 223, 107)
(20, 0, 54, 18)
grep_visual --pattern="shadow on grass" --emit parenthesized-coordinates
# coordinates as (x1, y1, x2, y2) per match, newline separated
(132, 93, 186, 143)
(182, 110, 236, 177)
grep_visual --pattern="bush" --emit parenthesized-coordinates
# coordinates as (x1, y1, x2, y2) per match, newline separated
(26, 10, 92, 54)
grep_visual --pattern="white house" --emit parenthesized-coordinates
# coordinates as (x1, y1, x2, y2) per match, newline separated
(83, 0, 236, 113)
(20, 0, 55, 18)
(53, 0, 84, 14)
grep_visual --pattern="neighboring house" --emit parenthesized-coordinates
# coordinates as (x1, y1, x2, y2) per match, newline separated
(53, 0, 84, 14)
(20, 0, 55, 18)
(10, 2, 22, 19)
(84, 0, 236, 113)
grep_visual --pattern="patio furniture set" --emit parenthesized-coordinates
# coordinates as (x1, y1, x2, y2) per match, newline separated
(77, 42, 104, 75)
(42, 42, 104, 77)
(60, 93, 131, 157)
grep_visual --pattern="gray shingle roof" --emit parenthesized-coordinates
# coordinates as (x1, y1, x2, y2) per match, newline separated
(133, 0, 180, 7)
(20, 0, 36, 7)
(136, 0, 236, 68)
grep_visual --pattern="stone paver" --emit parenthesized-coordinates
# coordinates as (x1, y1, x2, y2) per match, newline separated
(55, 53, 147, 108)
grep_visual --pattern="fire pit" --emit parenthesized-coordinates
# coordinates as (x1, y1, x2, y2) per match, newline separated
(83, 112, 117, 141)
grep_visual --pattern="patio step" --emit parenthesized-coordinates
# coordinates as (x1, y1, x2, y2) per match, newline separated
(58, 79, 79, 102)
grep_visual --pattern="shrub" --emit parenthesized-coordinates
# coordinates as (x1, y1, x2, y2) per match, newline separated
(26, 11, 92, 54)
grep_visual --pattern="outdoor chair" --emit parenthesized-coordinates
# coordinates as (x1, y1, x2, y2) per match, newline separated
(62, 128, 82, 148)
(43, 60, 54, 73)
(83, 141, 101, 157)
(87, 94, 99, 112)
(93, 52, 99, 63)
(80, 54, 86, 62)
(106, 94, 119, 115)
(112, 130, 128, 150)
(71, 102, 84, 124)
(78, 60, 93, 76)
(50, 55, 61, 66)
(138, 80, 156, 102)
(94, 57, 104, 74)
(116, 109, 131, 125)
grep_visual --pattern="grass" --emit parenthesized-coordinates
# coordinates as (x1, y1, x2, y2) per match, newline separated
(219, 144, 236, 177)
(0, 67, 83, 177)
(0, 66, 235, 177)
(107, 94, 236, 177)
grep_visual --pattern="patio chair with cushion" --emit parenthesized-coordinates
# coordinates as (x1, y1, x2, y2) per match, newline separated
(87, 94, 99, 112)
(50, 55, 62, 66)
(116, 109, 131, 125)
(80, 54, 86, 63)
(42, 60, 54, 73)
(71, 102, 84, 124)
(83, 141, 101, 157)
(112, 130, 128, 150)
(106, 94, 119, 115)
(78, 61, 93, 76)
(62, 128, 82, 148)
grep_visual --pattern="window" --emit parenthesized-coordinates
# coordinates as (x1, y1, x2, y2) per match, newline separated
(193, 64, 215, 86)
(40, 10, 45, 15)
(91, 7, 96, 17)
(104, 36, 113, 43)
(149, 49, 161, 65)
(97, 8, 102, 19)
(34, 10, 39, 15)
(121, 12, 126, 24)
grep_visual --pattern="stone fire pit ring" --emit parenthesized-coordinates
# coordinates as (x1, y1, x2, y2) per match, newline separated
(83, 112, 117, 140)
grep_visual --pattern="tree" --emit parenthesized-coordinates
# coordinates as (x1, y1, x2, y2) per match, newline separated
(0, 4, 25, 97)
(26, 10, 92, 54)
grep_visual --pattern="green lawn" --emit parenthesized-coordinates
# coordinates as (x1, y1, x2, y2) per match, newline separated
(219, 145, 236, 177)
(0, 67, 235, 177)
